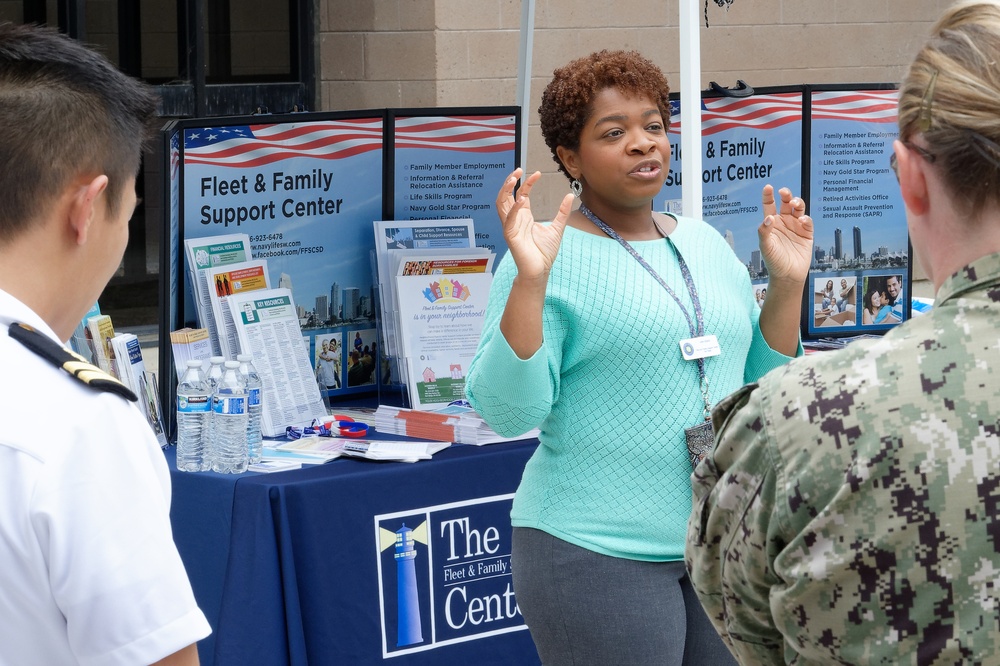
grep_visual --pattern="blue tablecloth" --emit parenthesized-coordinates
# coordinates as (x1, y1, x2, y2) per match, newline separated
(166, 438, 541, 665)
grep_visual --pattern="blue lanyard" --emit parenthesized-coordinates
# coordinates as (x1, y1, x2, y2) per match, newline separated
(579, 204, 712, 416)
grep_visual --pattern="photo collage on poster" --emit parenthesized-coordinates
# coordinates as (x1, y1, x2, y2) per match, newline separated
(810, 272, 905, 331)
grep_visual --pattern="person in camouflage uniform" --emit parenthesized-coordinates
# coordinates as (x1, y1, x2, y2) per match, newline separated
(685, 2, 1000, 664)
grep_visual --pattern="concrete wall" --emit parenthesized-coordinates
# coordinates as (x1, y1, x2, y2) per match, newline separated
(317, 0, 952, 292)
(0, 0, 950, 292)
(317, 1, 951, 209)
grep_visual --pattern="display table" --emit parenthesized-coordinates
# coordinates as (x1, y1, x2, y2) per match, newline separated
(167, 438, 541, 666)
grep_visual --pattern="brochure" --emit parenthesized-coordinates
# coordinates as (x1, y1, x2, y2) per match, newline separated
(205, 259, 272, 359)
(70, 302, 101, 365)
(273, 437, 346, 457)
(85, 314, 117, 377)
(106, 332, 168, 448)
(248, 459, 302, 473)
(274, 435, 448, 462)
(108, 333, 144, 396)
(372, 219, 476, 381)
(227, 287, 327, 437)
(183, 233, 252, 357)
(391, 249, 494, 383)
(338, 438, 450, 462)
(169, 327, 213, 379)
(326, 406, 379, 425)
(375, 402, 539, 445)
(137, 370, 169, 448)
(392, 252, 494, 278)
(394, 270, 493, 410)
(260, 446, 340, 464)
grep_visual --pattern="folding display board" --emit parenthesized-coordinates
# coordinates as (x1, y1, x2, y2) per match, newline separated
(657, 85, 807, 342)
(380, 107, 520, 407)
(654, 83, 911, 346)
(158, 120, 181, 440)
(159, 107, 520, 439)
(386, 107, 520, 258)
(159, 109, 386, 441)
(803, 84, 912, 340)
(156, 89, 908, 435)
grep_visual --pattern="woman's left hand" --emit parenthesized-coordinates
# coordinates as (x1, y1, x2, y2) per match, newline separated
(758, 184, 813, 283)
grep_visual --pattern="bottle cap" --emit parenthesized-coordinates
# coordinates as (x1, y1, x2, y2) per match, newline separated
(186, 359, 203, 367)
(237, 354, 252, 362)
(210, 356, 225, 364)
(224, 360, 241, 369)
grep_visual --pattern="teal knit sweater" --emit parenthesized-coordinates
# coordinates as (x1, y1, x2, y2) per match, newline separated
(466, 217, 797, 561)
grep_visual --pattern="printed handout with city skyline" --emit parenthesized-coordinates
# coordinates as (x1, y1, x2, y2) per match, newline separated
(179, 114, 384, 398)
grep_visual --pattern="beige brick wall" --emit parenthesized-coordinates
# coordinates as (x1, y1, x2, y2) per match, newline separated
(317, 0, 949, 286)
(316, 0, 946, 207)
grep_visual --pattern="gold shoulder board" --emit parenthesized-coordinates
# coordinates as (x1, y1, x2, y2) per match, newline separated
(8, 322, 138, 402)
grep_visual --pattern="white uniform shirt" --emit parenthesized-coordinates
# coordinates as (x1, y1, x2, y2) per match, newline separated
(0, 289, 210, 666)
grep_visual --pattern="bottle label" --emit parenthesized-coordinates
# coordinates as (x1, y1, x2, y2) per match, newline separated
(178, 394, 211, 413)
(248, 387, 261, 407)
(214, 395, 246, 415)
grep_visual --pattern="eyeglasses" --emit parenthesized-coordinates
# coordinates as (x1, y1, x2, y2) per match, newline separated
(889, 142, 936, 182)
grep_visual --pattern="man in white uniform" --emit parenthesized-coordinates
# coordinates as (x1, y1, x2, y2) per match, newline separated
(0, 22, 211, 665)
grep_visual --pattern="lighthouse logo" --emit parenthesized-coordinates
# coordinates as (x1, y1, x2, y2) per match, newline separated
(377, 521, 429, 648)
(374, 496, 528, 658)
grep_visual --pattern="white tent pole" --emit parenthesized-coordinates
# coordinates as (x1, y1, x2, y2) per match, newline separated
(516, 0, 536, 174)
(679, 0, 703, 219)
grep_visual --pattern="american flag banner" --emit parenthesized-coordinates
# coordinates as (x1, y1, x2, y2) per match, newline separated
(670, 93, 803, 136)
(170, 132, 180, 178)
(183, 119, 384, 169)
(394, 115, 515, 153)
(811, 90, 898, 124)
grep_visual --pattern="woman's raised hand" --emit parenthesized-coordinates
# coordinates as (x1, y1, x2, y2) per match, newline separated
(758, 184, 813, 283)
(496, 169, 573, 282)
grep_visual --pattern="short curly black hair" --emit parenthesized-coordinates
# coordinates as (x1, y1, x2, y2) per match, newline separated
(539, 49, 672, 182)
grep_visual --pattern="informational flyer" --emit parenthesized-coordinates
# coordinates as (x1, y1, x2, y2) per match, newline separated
(807, 89, 908, 338)
(397, 255, 494, 276)
(206, 259, 271, 359)
(656, 92, 804, 281)
(394, 271, 492, 410)
(181, 116, 384, 399)
(393, 113, 517, 257)
(373, 219, 477, 383)
(228, 288, 326, 436)
(183, 233, 252, 357)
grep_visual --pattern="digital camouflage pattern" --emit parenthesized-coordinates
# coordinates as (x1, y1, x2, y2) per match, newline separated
(686, 252, 1000, 665)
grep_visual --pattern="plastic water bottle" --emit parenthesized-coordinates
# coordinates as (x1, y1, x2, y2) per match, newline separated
(205, 356, 226, 467)
(176, 359, 212, 472)
(211, 360, 249, 474)
(237, 353, 263, 463)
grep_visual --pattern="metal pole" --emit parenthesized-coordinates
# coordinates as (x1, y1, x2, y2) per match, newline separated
(516, 0, 536, 175)
(679, 0, 703, 219)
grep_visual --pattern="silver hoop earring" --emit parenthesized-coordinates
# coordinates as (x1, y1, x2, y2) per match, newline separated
(570, 179, 583, 198)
